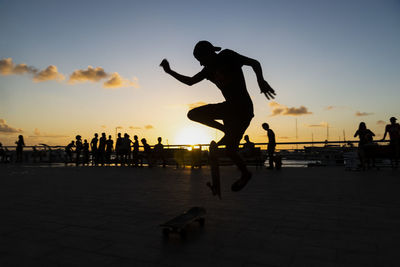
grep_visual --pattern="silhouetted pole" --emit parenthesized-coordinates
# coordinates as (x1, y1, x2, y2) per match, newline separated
(295, 118, 298, 149)
(327, 123, 329, 141)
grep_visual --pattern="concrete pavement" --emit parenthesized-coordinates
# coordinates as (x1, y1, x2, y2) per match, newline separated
(0, 165, 399, 266)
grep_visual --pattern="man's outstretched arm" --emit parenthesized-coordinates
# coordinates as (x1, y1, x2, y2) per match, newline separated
(239, 55, 276, 100)
(160, 59, 204, 86)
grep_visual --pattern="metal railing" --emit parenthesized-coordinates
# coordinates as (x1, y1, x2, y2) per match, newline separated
(0, 140, 392, 166)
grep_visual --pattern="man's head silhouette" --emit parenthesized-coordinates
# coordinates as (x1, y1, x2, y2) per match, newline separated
(193, 40, 221, 66)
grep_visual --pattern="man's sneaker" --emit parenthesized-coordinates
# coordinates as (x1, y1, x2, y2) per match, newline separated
(231, 171, 252, 192)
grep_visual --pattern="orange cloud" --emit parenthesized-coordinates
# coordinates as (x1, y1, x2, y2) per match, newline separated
(129, 126, 141, 130)
(103, 73, 139, 89)
(69, 66, 107, 83)
(144, 125, 154, 130)
(1, 58, 64, 82)
(2, 57, 139, 89)
(0, 119, 23, 134)
(305, 121, 328, 128)
(377, 120, 386, 125)
(33, 65, 65, 82)
(29, 128, 68, 138)
(269, 102, 312, 116)
(0, 58, 37, 75)
(355, 111, 373, 116)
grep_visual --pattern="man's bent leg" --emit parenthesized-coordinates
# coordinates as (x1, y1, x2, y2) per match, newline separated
(187, 104, 225, 132)
(227, 145, 252, 192)
(224, 117, 253, 192)
(226, 146, 249, 175)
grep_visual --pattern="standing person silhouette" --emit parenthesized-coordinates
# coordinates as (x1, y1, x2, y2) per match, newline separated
(262, 123, 276, 169)
(15, 135, 25, 163)
(122, 133, 133, 165)
(105, 135, 114, 165)
(382, 117, 400, 168)
(141, 138, 152, 168)
(242, 135, 255, 156)
(116, 133, 123, 165)
(75, 135, 83, 166)
(65, 140, 75, 164)
(161, 40, 276, 191)
(153, 137, 166, 167)
(132, 135, 140, 167)
(98, 133, 107, 165)
(354, 122, 375, 169)
(90, 133, 98, 165)
(83, 139, 89, 165)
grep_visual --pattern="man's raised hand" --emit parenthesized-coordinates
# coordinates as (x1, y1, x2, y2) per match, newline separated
(160, 59, 171, 73)
(259, 79, 276, 100)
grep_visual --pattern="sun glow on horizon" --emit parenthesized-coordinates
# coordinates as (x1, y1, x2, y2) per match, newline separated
(174, 125, 215, 145)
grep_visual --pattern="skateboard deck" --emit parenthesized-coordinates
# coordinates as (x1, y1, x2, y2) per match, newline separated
(207, 141, 221, 199)
(160, 207, 206, 238)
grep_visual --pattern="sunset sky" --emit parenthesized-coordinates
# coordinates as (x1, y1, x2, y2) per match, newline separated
(1, 0, 399, 146)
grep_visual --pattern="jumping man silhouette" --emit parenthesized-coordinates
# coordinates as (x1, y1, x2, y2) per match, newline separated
(160, 40, 276, 191)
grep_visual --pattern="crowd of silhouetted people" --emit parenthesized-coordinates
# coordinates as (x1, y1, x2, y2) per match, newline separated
(62, 133, 166, 167)
(0, 117, 399, 169)
(353, 117, 400, 169)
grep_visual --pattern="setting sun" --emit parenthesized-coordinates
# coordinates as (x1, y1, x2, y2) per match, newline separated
(174, 125, 216, 145)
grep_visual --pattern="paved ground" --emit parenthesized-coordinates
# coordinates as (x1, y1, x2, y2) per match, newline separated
(0, 165, 399, 267)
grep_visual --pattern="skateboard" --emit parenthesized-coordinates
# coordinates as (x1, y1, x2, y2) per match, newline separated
(207, 141, 221, 199)
(160, 207, 206, 238)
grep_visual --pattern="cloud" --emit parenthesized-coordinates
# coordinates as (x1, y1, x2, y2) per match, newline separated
(29, 128, 68, 138)
(324, 105, 349, 111)
(305, 121, 329, 128)
(101, 125, 107, 129)
(377, 120, 386, 125)
(188, 102, 207, 109)
(355, 111, 374, 116)
(69, 66, 108, 83)
(1, 58, 64, 82)
(116, 126, 123, 130)
(0, 119, 23, 134)
(0, 58, 37, 75)
(33, 65, 65, 82)
(2, 57, 139, 89)
(129, 126, 141, 130)
(144, 125, 154, 130)
(268, 102, 312, 116)
(69, 67, 138, 89)
(103, 73, 139, 89)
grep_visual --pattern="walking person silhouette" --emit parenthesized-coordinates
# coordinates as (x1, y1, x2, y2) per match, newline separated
(262, 123, 276, 170)
(161, 40, 276, 191)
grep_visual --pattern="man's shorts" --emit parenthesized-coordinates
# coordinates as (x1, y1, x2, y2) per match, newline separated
(190, 102, 253, 148)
